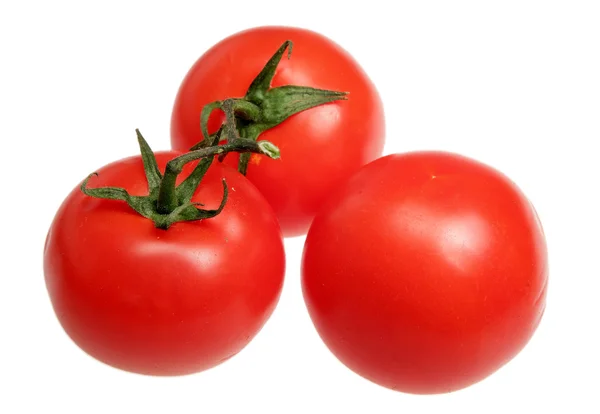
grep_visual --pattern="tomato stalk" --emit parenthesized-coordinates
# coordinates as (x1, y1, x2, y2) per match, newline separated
(192, 40, 348, 175)
(81, 129, 280, 229)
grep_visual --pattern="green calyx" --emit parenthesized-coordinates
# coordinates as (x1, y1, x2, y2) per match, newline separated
(81, 129, 280, 230)
(192, 40, 348, 175)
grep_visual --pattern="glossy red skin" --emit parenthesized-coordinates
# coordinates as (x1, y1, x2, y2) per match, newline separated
(302, 152, 548, 394)
(44, 153, 285, 376)
(170, 26, 385, 237)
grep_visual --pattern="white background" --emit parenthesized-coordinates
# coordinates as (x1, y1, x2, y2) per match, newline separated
(1, 1, 599, 412)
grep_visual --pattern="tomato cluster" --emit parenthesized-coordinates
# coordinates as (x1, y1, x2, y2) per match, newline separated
(44, 26, 547, 394)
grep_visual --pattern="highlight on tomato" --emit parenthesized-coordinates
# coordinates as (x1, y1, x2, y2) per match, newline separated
(301, 151, 548, 394)
(43, 129, 285, 376)
(170, 26, 386, 237)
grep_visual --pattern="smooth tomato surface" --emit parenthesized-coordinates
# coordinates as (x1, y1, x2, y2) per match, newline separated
(170, 26, 385, 237)
(44, 154, 285, 376)
(302, 151, 548, 394)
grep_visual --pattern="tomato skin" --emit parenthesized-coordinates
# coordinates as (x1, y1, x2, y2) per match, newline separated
(44, 153, 285, 376)
(170, 26, 385, 237)
(301, 151, 548, 394)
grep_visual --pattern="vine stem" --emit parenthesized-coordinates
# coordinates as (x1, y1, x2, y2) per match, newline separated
(196, 40, 348, 176)
(156, 138, 280, 213)
(82, 129, 281, 230)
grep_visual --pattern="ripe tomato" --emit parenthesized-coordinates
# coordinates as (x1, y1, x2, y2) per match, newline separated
(44, 152, 285, 376)
(170, 26, 385, 237)
(301, 151, 548, 394)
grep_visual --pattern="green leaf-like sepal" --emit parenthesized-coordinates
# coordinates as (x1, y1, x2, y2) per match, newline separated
(196, 40, 348, 175)
(81, 129, 280, 230)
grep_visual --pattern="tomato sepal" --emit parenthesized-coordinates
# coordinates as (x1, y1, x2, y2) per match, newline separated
(82, 129, 280, 230)
(193, 40, 348, 174)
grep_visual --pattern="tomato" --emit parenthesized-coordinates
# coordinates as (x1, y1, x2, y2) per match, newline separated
(301, 151, 548, 394)
(43, 149, 285, 376)
(170, 26, 385, 237)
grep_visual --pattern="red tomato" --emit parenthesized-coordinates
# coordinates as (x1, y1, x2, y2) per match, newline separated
(301, 151, 548, 394)
(44, 154, 285, 376)
(170, 26, 385, 237)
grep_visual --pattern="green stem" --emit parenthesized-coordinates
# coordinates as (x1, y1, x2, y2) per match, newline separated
(197, 40, 348, 175)
(82, 129, 281, 230)
(156, 164, 180, 214)
(156, 138, 279, 214)
(238, 129, 262, 175)
(232, 99, 261, 122)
